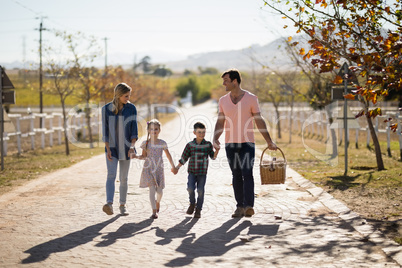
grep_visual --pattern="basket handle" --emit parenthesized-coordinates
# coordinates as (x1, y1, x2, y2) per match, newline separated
(260, 147, 286, 165)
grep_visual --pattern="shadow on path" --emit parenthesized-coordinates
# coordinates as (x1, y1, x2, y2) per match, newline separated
(22, 215, 120, 264)
(154, 217, 198, 246)
(165, 219, 279, 267)
(95, 218, 154, 247)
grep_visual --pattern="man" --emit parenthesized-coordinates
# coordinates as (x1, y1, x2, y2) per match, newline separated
(213, 69, 277, 218)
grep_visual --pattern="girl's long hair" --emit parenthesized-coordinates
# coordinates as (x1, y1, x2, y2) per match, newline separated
(112, 83, 132, 115)
(145, 119, 161, 150)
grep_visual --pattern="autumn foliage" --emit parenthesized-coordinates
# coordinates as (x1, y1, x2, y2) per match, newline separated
(264, 0, 401, 131)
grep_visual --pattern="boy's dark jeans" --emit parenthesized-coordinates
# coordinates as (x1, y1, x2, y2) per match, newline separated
(187, 173, 207, 210)
(225, 142, 255, 208)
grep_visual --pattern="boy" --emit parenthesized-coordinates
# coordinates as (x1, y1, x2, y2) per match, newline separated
(173, 122, 219, 218)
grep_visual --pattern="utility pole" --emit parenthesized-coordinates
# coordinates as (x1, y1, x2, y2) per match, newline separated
(36, 16, 47, 126)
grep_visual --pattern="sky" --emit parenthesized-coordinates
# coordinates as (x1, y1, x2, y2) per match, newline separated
(0, 0, 294, 68)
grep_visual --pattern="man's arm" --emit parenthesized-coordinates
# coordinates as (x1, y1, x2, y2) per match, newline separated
(213, 112, 225, 149)
(253, 112, 277, 150)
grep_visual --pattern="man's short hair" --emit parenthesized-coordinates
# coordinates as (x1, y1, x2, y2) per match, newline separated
(194, 122, 206, 130)
(221, 68, 241, 84)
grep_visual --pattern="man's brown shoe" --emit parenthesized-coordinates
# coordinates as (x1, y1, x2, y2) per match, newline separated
(232, 207, 244, 218)
(194, 208, 201, 218)
(186, 203, 195, 214)
(244, 207, 255, 217)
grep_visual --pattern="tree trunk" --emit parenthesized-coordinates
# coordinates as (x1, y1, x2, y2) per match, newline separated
(85, 101, 94, 149)
(366, 112, 385, 170)
(61, 102, 70, 155)
(274, 104, 281, 139)
(288, 95, 294, 144)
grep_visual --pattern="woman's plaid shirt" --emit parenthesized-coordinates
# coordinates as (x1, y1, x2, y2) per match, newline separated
(178, 139, 215, 175)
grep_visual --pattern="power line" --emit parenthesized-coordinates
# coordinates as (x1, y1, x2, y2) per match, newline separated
(11, 0, 42, 16)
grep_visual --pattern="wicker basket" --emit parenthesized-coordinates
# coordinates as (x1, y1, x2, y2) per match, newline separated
(260, 147, 286, 184)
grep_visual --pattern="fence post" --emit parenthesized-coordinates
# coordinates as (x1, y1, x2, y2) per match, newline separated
(397, 113, 402, 161)
(29, 116, 35, 150)
(15, 115, 21, 154)
(48, 115, 53, 147)
(3, 132, 8, 156)
(386, 113, 391, 157)
(355, 128, 359, 149)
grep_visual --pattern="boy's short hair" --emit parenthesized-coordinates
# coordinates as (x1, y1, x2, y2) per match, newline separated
(194, 122, 206, 130)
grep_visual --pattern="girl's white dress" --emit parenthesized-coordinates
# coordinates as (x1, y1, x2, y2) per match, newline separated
(139, 139, 167, 189)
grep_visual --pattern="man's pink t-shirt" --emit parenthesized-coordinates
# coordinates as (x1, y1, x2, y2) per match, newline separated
(218, 90, 260, 144)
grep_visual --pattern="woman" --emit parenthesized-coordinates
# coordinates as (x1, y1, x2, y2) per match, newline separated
(101, 83, 138, 216)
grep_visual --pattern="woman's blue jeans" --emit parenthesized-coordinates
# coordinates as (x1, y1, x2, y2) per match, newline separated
(225, 143, 255, 208)
(105, 156, 131, 205)
(187, 173, 207, 210)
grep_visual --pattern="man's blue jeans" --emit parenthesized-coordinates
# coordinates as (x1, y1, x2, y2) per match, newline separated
(105, 156, 131, 205)
(225, 143, 255, 208)
(187, 173, 207, 210)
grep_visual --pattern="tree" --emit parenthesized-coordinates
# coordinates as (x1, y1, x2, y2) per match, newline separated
(133, 56, 153, 74)
(43, 57, 75, 155)
(55, 31, 103, 149)
(198, 67, 219, 75)
(176, 77, 200, 105)
(262, 0, 402, 170)
(153, 65, 173, 77)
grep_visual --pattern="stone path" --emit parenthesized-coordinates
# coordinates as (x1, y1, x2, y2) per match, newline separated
(0, 101, 400, 267)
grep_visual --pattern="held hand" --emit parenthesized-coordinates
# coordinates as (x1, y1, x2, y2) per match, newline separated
(267, 141, 278, 151)
(213, 140, 221, 150)
(171, 167, 178, 175)
(128, 148, 136, 159)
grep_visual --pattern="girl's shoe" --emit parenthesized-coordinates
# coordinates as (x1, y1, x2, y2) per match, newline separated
(119, 205, 129, 216)
(156, 201, 160, 213)
(151, 213, 158, 219)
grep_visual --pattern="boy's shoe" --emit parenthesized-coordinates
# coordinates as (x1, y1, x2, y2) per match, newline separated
(186, 203, 196, 215)
(119, 205, 129, 216)
(102, 203, 113, 215)
(232, 207, 244, 218)
(194, 208, 201, 218)
(244, 207, 255, 217)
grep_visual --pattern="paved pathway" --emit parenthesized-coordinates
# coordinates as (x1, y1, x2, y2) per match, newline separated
(0, 101, 401, 267)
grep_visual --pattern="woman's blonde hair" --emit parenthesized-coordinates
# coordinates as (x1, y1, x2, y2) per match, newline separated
(145, 119, 161, 150)
(112, 83, 132, 115)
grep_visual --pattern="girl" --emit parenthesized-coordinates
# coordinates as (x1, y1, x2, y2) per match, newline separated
(101, 83, 138, 216)
(133, 119, 175, 219)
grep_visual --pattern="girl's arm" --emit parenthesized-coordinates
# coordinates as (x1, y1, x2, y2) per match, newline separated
(134, 148, 147, 160)
(164, 148, 175, 170)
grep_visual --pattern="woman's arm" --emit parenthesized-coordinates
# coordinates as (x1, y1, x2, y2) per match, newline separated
(105, 142, 112, 161)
